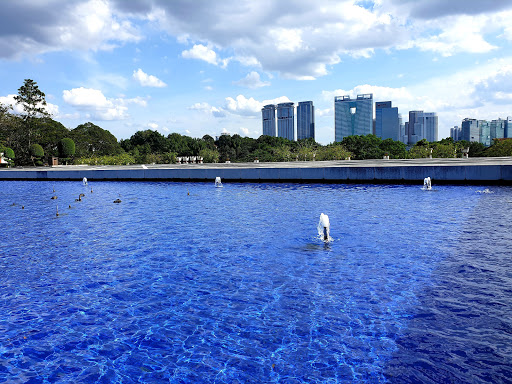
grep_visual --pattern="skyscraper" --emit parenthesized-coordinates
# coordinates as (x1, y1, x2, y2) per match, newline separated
(480, 120, 491, 146)
(450, 126, 462, 141)
(407, 111, 438, 144)
(262, 104, 276, 137)
(334, 94, 373, 142)
(490, 118, 506, 143)
(297, 101, 315, 140)
(461, 118, 480, 142)
(277, 102, 295, 141)
(506, 117, 512, 138)
(423, 112, 438, 142)
(375, 101, 399, 141)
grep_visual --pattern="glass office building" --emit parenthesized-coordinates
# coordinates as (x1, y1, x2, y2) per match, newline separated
(479, 120, 491, 147)
(262, 104, 277, 137)
(297, 101, 315, 140)
(375, 101, 399, 141)
(407, 111, 438, 144)
(334, 94, 373, 142)
(461, 118, 480, 143)
(490, 119, 506, 142)
(277, 102, 295, 141)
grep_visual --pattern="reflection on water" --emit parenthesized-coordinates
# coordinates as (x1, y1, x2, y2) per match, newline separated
(0, 181, 511, 383)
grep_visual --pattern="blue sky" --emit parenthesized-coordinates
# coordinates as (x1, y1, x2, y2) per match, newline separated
(1, 0, 512, 144)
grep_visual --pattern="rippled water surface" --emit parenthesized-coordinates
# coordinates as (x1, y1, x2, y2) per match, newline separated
(0, 181, 511, 383)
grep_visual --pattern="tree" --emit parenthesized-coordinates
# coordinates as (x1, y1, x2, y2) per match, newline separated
(29, 144, 44, 166)
(341, 134, 383, 160)
(379, 138, 407, 159)
(14, 79, 50, 151)
(316, 145, 352, 160)
(36, 118, 70, 158)
(4, 147, 15, 161)
(58, 138, 76, 164)
(432, 143, 455, 158)
(199, 148, 220, 163)
(484, 139, 512, 157)
(127, 130, 169, 153)
(14, 79, 49, 119)
(70, 122, 122, 157)
(202, 134, 215, 150)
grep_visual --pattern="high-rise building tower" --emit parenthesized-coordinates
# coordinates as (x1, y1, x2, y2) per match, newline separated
(297, 101, 315, 140)
(334, 94, 373, 142)
(506, 117, 512, 138)
(262, 104, 277, 137)
(375, 101, 399, 141)
(277, 102, 295, 141)
(490, 118, 506, 143)
(479, 120, 491, 146)
(461, 118, 480, 142)
(407, 111, 438, 144)
(423, 112, 438, 143)
(450, 126, 462, 141)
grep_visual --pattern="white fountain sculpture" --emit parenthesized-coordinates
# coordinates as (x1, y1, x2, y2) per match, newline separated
(318, 213, 331, 242)
(423, 177, 432, 190)
(215, 177, 223, 188)
(83, 177, 88, 186)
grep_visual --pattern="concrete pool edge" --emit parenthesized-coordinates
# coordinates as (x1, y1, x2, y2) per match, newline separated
(1, 157, 512, 185)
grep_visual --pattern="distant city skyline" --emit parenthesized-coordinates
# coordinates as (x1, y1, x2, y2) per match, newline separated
(454, 116, 511, 146)
(1, 1, 512, 145)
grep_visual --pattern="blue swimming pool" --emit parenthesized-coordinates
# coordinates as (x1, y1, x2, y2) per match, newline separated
(0, 181, 511, 383)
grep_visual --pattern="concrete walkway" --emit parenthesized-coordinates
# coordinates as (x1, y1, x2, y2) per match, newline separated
(1, 157, 512, 184)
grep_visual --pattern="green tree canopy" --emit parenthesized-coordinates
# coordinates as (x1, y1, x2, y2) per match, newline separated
(58, 138, 76, 158)
(379, 138, 407, 159)
(341, 134, 384, 160)
(29, 143, 44, 165)
(14, 79, 49, 120)
(70, 122, 122, 157)
(4, 147, 15, 160)
(484, 139, 512, 157)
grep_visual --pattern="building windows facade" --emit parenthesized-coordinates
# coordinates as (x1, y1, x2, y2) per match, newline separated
(334, 94, 373, 142)
(375, 101, 399, 141)
(262, 104, 277, 137)
(297, 101, 315, 140)
(277, 102, 295, 141)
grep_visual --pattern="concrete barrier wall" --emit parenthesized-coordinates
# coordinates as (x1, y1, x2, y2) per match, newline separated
(1, 164, 511, 184)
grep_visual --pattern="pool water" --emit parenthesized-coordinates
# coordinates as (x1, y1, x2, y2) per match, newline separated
(0, 181, 511, 383)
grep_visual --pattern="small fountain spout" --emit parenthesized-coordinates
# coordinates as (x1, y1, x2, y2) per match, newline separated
(423, 177, 432, 190)
(215, 177, 223, 188)
(318, 213, 331, 241)
(83, 177, 88, 186)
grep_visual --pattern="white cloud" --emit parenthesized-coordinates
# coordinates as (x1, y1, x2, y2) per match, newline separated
(239, 127, 249, 135)
(270, 28, 303, 52)
(234, 72, 270, 89)
(224, 95, 291, 116)
(147, 122, 159, 129)
(62, 87, 146, 120)
(181, 44, 223, 66)
(132, 68, 167, 87)
(131, 0, 512, 80)
(0, 0, 142, 59)
(188, 102, 226, 117)
(0, 93, 59, 116)
(406, 15, 498, 56)
(316, 108, 332, 117)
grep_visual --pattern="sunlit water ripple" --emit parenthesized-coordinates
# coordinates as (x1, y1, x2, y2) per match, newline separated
(0, 181, 511, 383)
